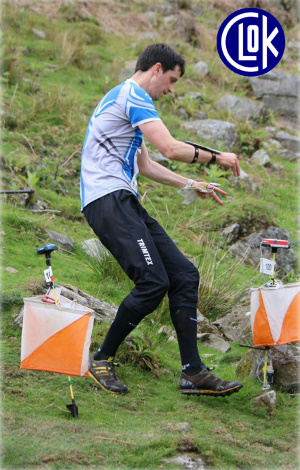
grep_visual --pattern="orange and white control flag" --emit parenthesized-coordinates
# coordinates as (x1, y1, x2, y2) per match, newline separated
(21, 296, 94, 376)
(251, 283, 300, 347)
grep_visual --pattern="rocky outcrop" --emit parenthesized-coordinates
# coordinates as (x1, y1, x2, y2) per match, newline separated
(275, 131, 300, 154)
(192, 61, 209, 78)
(181, 119, 237, 150)
(45, 229, 74, 251)
(215, 95, 263, 121)
(249, 71, 300, 118)
(237, 343, 300, 392)
(228, 168, 259, 194)
(222, 224, 240, 244)
(163, 11, 200, 44)
(229, 227, 297, 278)
(216, 290, 252, 345)
(197, 333, 231, 353)
(251, 149, 271, 167)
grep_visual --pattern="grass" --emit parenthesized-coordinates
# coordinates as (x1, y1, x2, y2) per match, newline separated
(1, 0, 300, 468)
(2, 303, 299, 470)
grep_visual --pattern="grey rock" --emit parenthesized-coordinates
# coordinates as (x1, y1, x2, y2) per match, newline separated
(249, 71, 300, 118)
(237, 343, 300, 392)
(165, 421, 191, 432)
(251, 149, 271, 167)
(157, 325, 175, 336)
(265, 126, 276, 137)
(58, 284, 117, 322)
(253, 391, 277, 409)
(32, 28, 46, 39)
(270, 163, 285, 173)
(215, 95, 263, 121)
(222, 223, 240, 244)
(177, 107, 189, 120)
(275, 131, 300, 153)
(192, 61, 209, 78)
(181, 119, 237, 150)
(229, 227, 297, 278)
(163, 455, 208, 470)
(148, 150, 169, 167)
(216, 290, 252, 344)
(287, 39, 300, 55)
(26, 199, 47, 211)
(276, 149, 299, 161)
(197, 333, 231, 353)
(1, 110, 17, 129)
(228, 168, 259, 194)
(81, 238, 109, 261)
(5, 267, 18, 274)
(175, 422, 191, 432)
(14, 285, 117, 327)
(14, 308, 24, 328)
(163, 12, 198, 44)
(45, 229, 75, 251)
(188, 92, 203, 102)
(197, 311, 221, 335)
(193, 112, 208, 120)
(168, 335, 177, 343)
(266, 138, 282, 149)
(157, 325, 177, 343)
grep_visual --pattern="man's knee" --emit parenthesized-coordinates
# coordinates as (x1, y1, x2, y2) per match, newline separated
(124, 274, 170, 318)
(168, 263, 199, 308)
(143, 276, 170, 311)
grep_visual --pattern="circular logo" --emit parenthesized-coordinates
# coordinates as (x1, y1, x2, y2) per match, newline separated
(217, 8, 285, 77)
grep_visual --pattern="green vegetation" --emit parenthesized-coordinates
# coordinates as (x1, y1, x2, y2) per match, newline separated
(1, 1, 299, 469)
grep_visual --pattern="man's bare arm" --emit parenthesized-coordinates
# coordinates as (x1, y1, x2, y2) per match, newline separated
(138, 141, 188, 188)
(139, 119, 240, 176)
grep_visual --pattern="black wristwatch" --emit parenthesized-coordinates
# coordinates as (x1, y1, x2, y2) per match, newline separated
(209, 152, 217, 164)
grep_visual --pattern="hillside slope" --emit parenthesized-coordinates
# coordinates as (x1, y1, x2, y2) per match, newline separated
(1, 1, 300, 469)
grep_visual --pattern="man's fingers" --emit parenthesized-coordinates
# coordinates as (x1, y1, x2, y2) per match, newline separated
(213, 187, 227, 195)
(211, 191, 223, 205)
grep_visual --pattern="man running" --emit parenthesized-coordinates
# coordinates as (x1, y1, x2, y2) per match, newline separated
(81, 43, 242, 397)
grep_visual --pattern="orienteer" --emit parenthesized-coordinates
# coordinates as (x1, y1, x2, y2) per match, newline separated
(80, 43, 243, 397)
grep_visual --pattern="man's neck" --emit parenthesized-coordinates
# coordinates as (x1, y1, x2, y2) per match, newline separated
(130, 71, 152, 95)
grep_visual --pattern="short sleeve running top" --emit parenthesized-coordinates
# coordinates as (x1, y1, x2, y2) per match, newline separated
(80, 79, 161, 210)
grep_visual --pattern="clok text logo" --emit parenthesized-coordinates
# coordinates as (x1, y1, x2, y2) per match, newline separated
(217, 8, 285, 77)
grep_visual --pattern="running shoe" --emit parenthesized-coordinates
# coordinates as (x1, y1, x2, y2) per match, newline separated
(89, 354, 128, 394)
(180, 368, 243, 397)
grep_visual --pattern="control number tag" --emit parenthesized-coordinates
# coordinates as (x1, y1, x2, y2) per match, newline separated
(44, 267, 53, 283)
(260, 258, 275, 276)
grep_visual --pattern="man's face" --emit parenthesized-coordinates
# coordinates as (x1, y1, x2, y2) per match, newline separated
(151, 64, 181, 101)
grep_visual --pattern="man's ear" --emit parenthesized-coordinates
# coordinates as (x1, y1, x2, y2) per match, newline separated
(153, 62, 162, 76)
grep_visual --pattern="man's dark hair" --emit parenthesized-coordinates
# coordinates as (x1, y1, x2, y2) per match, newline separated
(135, 43, 185, 76)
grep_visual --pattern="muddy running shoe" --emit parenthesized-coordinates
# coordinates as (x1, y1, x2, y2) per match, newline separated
(88, 354, 128, 394)
(180, 369, 243, 397)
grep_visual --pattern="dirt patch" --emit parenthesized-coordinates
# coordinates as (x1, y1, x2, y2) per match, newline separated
(177, 435, 199, 453)
(8, 0, 153, 37)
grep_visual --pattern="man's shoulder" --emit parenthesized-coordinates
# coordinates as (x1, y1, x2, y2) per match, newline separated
(122, 79, 154, 105)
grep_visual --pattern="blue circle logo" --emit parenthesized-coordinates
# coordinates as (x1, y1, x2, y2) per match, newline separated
(217, 8, 285, 77)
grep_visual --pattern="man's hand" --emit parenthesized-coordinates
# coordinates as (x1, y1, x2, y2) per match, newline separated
(217, 152, 240, 177)
(192, 182, 227, 206)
